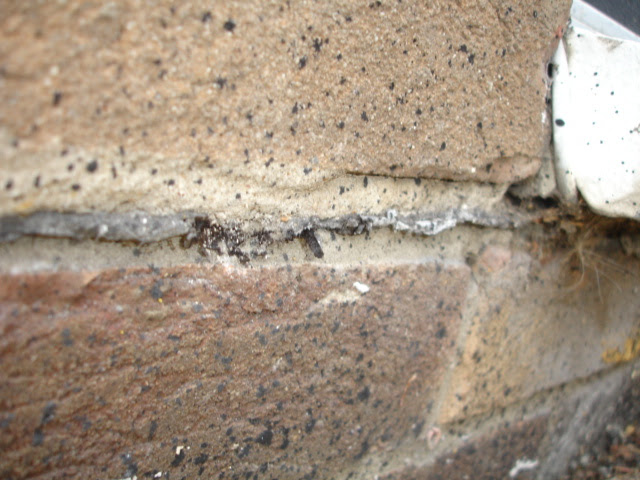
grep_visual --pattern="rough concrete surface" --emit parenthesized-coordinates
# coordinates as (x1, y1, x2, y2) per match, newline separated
(0, 0, 570, 219)
(381, 416, 549, 480)
(0, 262, 469, 480)
(538, 365, 639, 479)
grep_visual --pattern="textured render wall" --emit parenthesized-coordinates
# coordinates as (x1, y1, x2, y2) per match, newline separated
(1, 1, 640, 480)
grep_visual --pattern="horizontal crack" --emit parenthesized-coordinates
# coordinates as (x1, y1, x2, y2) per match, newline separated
(0, 207, 527, 261)
(0, 211, 194, 244)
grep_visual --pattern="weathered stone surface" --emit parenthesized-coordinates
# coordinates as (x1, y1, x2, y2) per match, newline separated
(0, 0, 571, 217)
(0, 261, 469, 479)
(440, 237, 640, 423)
(380, 416, 548, 480)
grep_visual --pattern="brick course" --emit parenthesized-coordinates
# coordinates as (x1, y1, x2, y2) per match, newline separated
(0, 262, 468, 479)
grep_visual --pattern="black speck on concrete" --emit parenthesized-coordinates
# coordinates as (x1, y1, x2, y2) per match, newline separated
(202, 11, 212, 22)
(194, 453, 209, 465)
(61, 328, 73, 347)
(413, 419, 425, 437)
(255, 429, 273, 446)
(555, 119, 565, 126)
(41, 402, 56, 424)
(52, 91, 62, 106)
(121, 453, 138, 477)
(32, 428, 44, 446)
(256, 384, 267, 398)
(357, 386, 370, 402)
(86, 159, 98, 173)
(223, 19, 236, 32)
(170, 449, 185, 467)
(236, 444, 252, 458)
(440, 141, 446, 151)
(150, 280, 163, 300)
(305, 418, 316, 433)
(216, 354, 233, 365)
(148, 420, 158, 440)
(299, 56, 308, 69)
(354, 440, 370, 460)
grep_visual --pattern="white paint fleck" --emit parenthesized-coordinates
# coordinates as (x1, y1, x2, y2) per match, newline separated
(509, 458, 539, 478)
(353, 282, 370, 294)
(175, 446, 184, 455)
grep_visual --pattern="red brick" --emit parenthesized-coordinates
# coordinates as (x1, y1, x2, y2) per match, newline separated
(0, 262, 468, 479)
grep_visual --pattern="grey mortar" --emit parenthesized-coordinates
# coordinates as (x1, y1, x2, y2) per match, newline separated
(0, 207, 527, 259)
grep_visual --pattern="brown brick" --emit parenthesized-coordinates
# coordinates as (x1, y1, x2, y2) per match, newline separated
(381, 416, 548, 480)
(0, 262, 468, 479)
(0, 0, 571, 217)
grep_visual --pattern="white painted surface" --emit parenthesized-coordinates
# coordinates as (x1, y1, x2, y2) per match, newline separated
(552, 20, 640, 219)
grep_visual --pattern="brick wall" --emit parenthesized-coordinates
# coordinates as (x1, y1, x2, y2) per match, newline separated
(1, 1, 639, 479)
